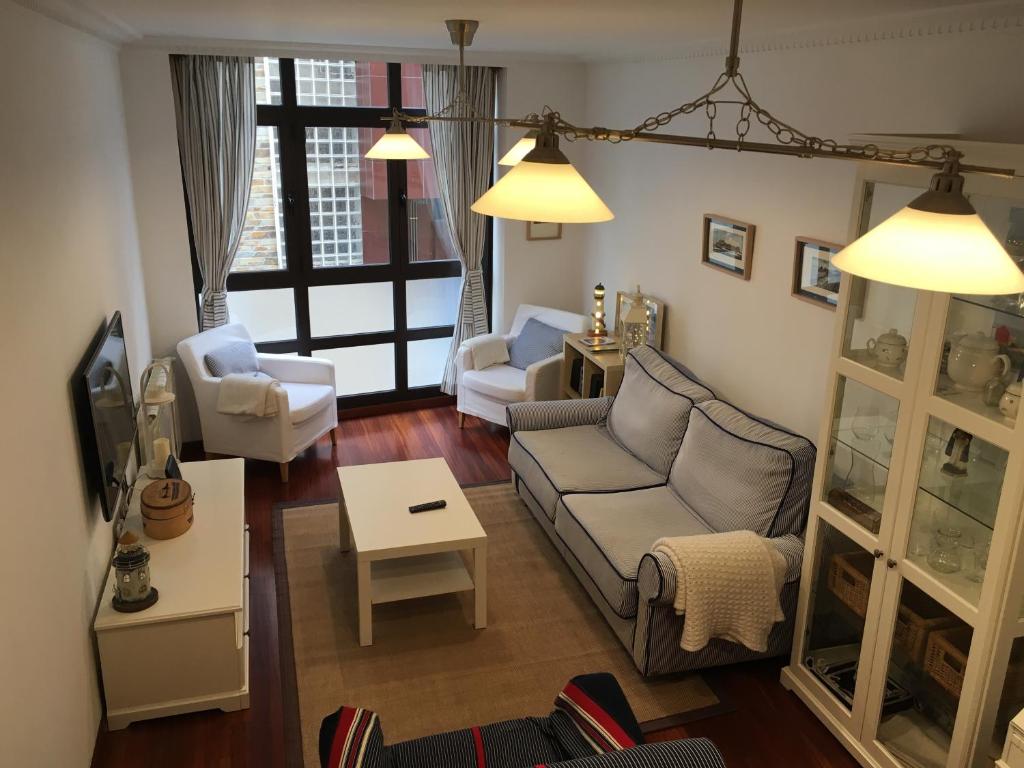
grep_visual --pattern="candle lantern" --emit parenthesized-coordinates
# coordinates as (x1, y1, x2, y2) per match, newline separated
(138, 358, 181, 477)
(617, 285, 651, 361)
(588, 283, 608, 338)
(111, 531, 158, 612)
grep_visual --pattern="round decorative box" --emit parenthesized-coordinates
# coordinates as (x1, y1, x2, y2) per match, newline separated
(141, 478, 194, 539)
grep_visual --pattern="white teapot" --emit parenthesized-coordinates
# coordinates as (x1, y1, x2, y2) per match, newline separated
(947, 332, 1011, 392)
(866, 328, 908, 369)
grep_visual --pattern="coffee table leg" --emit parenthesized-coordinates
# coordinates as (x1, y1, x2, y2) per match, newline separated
(338, 496, 351, 552)
(473, 543, 487, 630)
(357, 559, 372, 646)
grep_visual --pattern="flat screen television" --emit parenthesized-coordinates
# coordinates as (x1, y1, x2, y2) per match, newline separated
(78, 312, 137, 522)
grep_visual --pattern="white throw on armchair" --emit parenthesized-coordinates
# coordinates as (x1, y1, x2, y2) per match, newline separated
(456, 304, 588, 427)
(177, 324, 338, 482)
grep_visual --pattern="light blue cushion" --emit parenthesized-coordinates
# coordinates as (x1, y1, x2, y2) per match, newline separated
(668, 399, 815, 537)
(508, 318, 564, 370)
(204, 341, 259, 378)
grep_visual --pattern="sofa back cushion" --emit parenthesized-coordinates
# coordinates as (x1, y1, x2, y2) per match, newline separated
(508, 318, 564, 370)
(606, 346, 715, 476)
(668, 399, 815, 537)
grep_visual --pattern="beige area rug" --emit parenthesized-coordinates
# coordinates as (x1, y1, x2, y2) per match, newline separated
(275, 482, 728, 767)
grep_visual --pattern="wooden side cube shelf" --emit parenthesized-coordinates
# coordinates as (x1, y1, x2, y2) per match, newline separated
(560, 333, 625, 399)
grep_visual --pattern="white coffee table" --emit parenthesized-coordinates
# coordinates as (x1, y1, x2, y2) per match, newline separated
(337, 458, 488, 646)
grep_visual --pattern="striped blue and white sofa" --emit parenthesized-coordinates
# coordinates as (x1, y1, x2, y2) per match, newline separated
(319, 672, 726, 768)
(507, 345, 815, 677)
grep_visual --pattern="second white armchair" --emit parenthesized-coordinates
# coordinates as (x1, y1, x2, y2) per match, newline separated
(456, 304, 588, 428)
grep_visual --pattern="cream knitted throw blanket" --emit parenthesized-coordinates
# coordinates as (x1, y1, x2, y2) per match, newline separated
(651, 530, 787, 653)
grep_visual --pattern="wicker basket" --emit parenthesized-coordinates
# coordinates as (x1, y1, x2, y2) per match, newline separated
(894, 591, 958, 665)
(924, 626, 971, 699)
(828, 551, 873, 618)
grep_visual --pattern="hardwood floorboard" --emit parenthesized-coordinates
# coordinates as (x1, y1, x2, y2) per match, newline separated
(91, 404, 855, 768)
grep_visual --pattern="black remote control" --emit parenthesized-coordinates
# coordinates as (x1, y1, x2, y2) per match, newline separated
(409, 499, 447, 513)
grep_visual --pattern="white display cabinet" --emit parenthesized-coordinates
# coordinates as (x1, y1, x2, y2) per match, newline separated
(781, 139, 1024, 768)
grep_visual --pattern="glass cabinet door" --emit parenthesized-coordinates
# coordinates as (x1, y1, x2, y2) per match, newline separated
(801, 522, 879, 712)
(874, 579, 974, 768)
(841, 277, 917, 382)
(823, 377, 902, 535)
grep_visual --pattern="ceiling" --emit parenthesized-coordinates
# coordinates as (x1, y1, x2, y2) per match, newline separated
(27, 0, 1012, 59)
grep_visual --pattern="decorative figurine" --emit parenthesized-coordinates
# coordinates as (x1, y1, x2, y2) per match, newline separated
(588, 283, 608, 338)
(1000, 379, 1022, 424)
(941, 428, 973, 477)
(111, 531, 158, 612)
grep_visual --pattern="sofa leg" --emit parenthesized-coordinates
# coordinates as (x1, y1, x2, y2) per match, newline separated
(279, 462, 289, 483)
(458, 412, 465, 429)
(330, 427, 338, 446)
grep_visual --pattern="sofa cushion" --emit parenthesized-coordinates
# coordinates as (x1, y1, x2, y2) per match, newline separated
(472, 336, 510, 371)
(461, 364, 528, 402)
(555, 487, 712, 619)
(669, 400, 815, 537)
(509, 425, 663, 521)
(606, 346, 715, 476)
(508, 318, 564, 370)
(280, 382, 335, 424)
(204, 341, 259, 377)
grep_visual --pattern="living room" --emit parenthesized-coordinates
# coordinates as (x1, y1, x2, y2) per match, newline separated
(3, 1, 1024, 767)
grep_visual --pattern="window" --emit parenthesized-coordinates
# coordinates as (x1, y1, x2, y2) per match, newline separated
(188, 58, 492, 405)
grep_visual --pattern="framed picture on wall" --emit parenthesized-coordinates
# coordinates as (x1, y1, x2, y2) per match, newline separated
(701, 214, 755, 279)
(792, 236, 845, 310)
(526, 221, 562, 241)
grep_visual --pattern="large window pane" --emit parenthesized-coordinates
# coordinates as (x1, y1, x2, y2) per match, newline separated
(295, 59, 388, 107)
(406, 277, 460, 329)
(318, 345, 395, 397)
(306, 126, 390, 268)
(225, 289, 296, 342)
(408, 337, 452, 388)
(308, 283, 394, 338)
(406, 128, 458, 263)
(233, 126, 286, 273)
(254, 57, 282, 105)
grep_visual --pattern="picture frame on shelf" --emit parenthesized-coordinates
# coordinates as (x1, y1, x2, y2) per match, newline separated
(613, 288, 666, 350)
(701, 214, 755, 279)
(526, 221, 562, 241)
(792, 236, 845, 310)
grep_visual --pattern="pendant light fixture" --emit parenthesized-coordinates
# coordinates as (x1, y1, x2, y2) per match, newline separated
(365, 111, 430, 160)
(472, 126, 613, 223)
(498, 130, 538, 167)
(833, 156, 1024, 295)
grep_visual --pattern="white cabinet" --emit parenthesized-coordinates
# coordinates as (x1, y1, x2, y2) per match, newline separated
(781, 140, 1024, 768)
(94, 459, 249, 730)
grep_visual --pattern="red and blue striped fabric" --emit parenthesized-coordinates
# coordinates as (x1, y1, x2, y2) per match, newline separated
(323, 707, 382, 768)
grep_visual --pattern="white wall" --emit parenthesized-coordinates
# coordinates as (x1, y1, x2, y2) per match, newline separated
(580, 26, 1024, 439)
(0, 2, 151, 766)
(493, 62, 588, 331)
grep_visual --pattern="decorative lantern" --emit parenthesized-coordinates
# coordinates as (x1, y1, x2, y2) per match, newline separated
(138, 358, 181, 477)
(617, 285, 651, 361)
(111, 531, 158, 612)
(588, 283, 608, 337)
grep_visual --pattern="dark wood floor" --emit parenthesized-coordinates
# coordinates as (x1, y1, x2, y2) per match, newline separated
(91, 403, 857, 768)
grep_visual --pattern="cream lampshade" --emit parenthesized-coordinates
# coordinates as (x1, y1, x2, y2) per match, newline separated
(833, 159, 1024, 295)
(472, 132, 613, 223)
(365, 117, 429, 160)
(498, 130, 538, 167)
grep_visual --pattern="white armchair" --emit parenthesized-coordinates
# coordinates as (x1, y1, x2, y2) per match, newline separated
(177, 324, 338, 482)
(456, 304, 588, 427)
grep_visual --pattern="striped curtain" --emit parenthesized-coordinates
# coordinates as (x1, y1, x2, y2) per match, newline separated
(170, 55, 256, 331)
(423, 65, 496, 395)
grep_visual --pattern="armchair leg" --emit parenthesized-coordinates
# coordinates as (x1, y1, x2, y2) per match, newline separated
(458, 412, 465, 429)
(279, 462, 289, 483)
(330, 427, 337, 445)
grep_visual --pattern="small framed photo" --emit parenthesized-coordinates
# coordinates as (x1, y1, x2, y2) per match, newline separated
(701, 214, 755, 280)
(526, 221, 562, 241)
(792, 237, 845, 310)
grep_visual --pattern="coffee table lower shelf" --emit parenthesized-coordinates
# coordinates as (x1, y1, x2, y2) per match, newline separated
(370, 552, 475, 604)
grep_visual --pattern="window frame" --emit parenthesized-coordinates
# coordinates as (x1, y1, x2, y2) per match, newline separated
(185, 59, 493, 407)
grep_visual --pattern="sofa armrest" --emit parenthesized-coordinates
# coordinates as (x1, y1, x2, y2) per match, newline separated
(506, 396, 614, 434)
(638, 534, 804, 607)
(457, 333, 513, 374)
(540, 740, 725, 768)
(525, 352, 564, 401)
(319, 707, 386, 768)
(258, 353, 335, 387)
